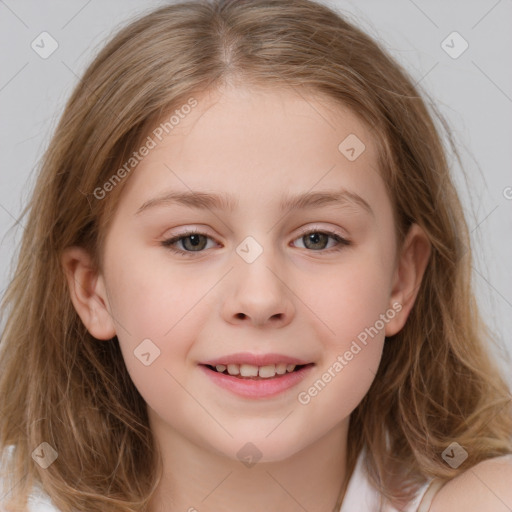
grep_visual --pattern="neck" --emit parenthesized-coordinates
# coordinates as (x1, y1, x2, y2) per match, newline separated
(147, 417, 349, 512)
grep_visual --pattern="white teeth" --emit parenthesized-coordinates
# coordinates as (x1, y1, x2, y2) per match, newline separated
(239, 364, 259, 377)
(276, 363, 287, 375)
(214, 362, 301, 378)
(227, 364, 240, 375)
(258, 365, 277, 378)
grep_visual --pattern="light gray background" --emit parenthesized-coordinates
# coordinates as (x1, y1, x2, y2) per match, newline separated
(1, 0, 511, 381)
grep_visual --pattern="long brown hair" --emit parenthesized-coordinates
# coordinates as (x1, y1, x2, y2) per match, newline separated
(1, 0, 511, 510)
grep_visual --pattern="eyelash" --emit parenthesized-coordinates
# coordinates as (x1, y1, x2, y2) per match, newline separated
(161, 227, 351, 257)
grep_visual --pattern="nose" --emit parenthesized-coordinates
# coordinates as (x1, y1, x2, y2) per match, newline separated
(221, 245, 295, 328)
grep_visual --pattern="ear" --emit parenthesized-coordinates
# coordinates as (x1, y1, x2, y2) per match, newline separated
(60, 246, 116, 340)
(385, 223, 431, 337)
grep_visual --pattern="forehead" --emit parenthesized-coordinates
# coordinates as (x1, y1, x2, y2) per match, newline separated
(111, 84, 386, 217)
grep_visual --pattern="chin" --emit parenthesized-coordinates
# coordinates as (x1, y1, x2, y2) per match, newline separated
(213, 433, 308, 465)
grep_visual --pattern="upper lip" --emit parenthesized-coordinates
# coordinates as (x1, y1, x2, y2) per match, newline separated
(200, 352, 312, 367)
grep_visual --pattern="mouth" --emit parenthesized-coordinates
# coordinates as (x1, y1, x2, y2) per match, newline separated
(198, 352, 316, 398)
(198, 361, 315, 399)
(201, 362, 314, 379)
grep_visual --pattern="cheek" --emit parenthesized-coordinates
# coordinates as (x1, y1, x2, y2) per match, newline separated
(103, 247, 209, 391)
(296, 337, 383, 432)
(105, 241, 208, 337)
(295, 258, 392, 411)
(292, 247, 393, 415)
(110, 278, 203, 427)
(297, 250, 394, 349)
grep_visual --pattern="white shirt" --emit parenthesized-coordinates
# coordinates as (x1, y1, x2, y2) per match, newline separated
(339, 449, 441, 512)
(0, 479, 59, 511)
(0, 444, 58, 511)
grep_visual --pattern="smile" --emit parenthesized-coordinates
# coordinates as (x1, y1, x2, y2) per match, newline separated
(206, 362, 308, 378)
(199, 363, 315, 399)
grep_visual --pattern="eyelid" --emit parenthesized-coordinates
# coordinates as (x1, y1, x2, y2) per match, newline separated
(295, 224, 349, 241)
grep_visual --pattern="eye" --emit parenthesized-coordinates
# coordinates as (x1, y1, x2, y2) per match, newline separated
(161, 229, 218, 257)
(291, 228, 351, 252)
(161, 227, 351, 257)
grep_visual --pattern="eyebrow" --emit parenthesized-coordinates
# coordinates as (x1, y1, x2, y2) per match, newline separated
(135, 188, 373, 216)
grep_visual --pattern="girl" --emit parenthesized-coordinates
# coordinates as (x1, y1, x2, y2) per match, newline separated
(1, 0, 511, 511)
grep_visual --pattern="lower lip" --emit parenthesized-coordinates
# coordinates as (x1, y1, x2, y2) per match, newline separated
(199, 364, 315, 399)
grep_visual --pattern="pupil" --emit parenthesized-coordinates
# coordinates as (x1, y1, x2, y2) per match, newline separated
(184, 234, 205, 251)
(306, 232, 326, 250)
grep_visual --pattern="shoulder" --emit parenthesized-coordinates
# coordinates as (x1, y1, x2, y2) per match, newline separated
(429, 454, 512, 512)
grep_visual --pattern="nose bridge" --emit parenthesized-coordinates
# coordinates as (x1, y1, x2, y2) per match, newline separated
(224, 233, 294, 326)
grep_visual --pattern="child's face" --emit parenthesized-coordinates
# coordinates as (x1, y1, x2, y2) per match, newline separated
(86, 84, 424, 462)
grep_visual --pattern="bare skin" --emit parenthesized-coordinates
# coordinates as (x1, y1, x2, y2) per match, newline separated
(62, 83, 431, 511)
